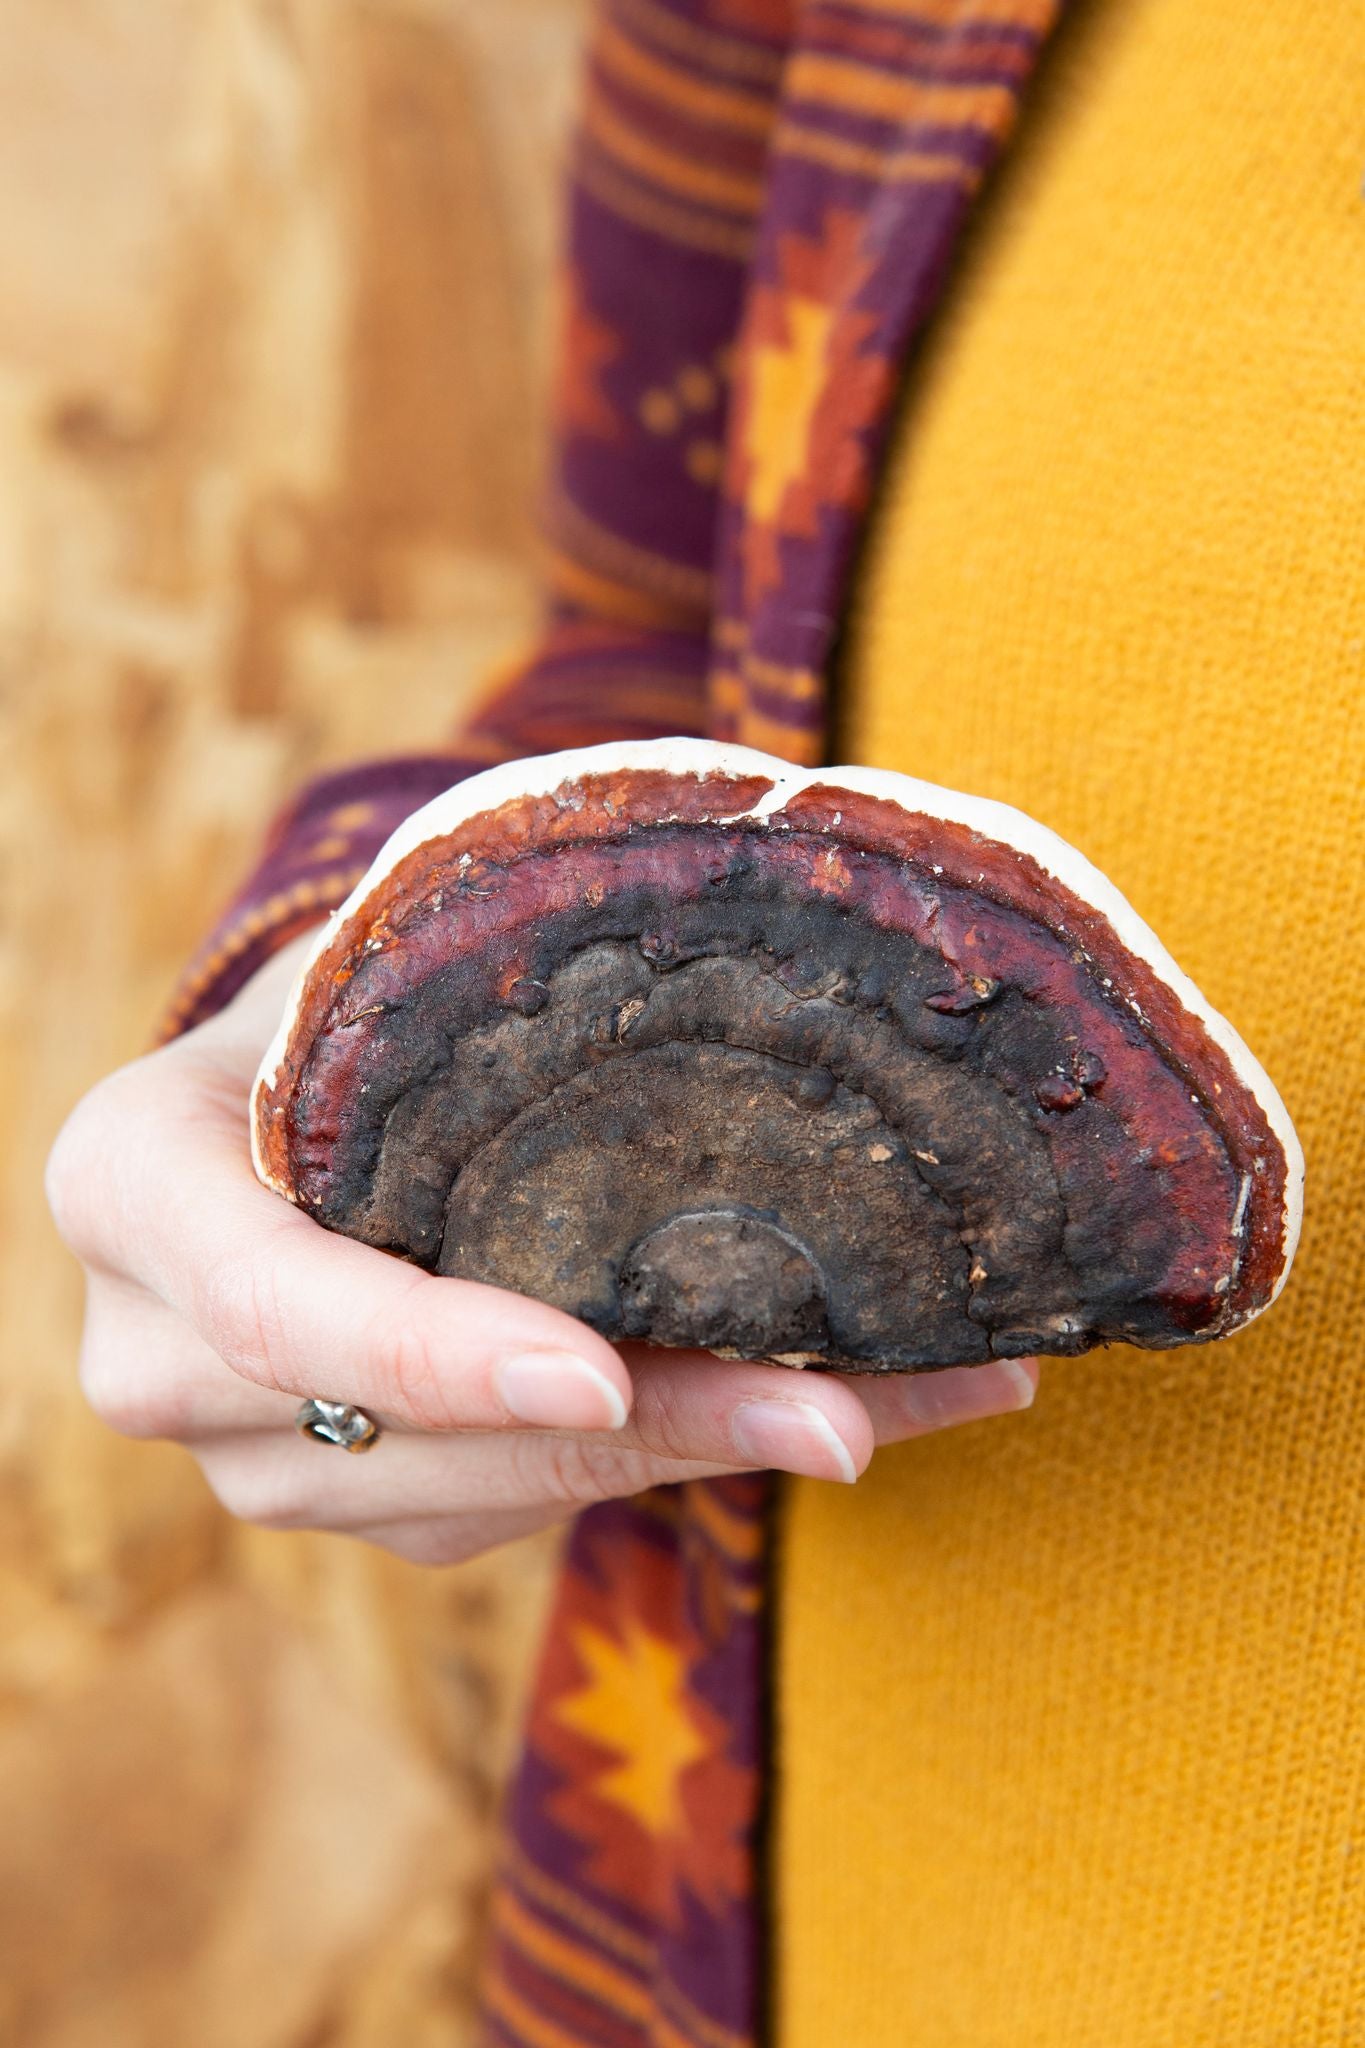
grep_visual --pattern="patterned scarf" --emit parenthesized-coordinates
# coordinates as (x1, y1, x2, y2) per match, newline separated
(166, 4, 1061, 2038)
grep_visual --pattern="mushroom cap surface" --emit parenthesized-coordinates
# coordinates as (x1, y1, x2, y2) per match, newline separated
(252, 739, 1302, 1370)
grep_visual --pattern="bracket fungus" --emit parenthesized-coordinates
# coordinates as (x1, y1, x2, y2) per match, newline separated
(252, 740, 1302, 1371)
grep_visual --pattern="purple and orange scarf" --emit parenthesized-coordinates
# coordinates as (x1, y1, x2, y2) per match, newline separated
(169, 5, 1062, 2039)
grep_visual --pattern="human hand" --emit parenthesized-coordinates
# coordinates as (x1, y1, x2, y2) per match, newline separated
(46, 937, 1040, 1567)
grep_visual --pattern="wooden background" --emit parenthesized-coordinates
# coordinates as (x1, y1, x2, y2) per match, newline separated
(0, 2, 587, 2040)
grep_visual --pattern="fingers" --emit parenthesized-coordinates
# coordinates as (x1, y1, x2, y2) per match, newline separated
(187, 1354, 1042, 1544)
(77, 1274, 867, 1485)
(77, 1260, 1037, 1495)
(855, 1356, 1040, 1442)
(615, 1347, 1039, 1480)
(76, 1273, 1043, 1577)
(192, 1422, 736, 1533)
(619, 1346, 870, 1481)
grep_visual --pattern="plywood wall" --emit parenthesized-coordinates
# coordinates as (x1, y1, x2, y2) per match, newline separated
(0, 4, 586, 2040)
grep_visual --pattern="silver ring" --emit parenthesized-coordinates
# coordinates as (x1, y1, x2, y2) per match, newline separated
(295, 1397, 381, 1454)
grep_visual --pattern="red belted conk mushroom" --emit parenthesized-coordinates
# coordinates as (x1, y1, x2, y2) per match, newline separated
(252, 740, 1303, 1371)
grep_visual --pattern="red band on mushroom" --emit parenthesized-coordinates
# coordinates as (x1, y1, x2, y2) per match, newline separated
(252, 741, 1302, 1371)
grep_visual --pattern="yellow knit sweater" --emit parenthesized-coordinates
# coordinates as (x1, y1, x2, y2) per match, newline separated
(778, 2, 1365, 2041)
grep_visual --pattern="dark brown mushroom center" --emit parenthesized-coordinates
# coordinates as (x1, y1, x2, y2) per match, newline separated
(437, 1035, 966, 1358)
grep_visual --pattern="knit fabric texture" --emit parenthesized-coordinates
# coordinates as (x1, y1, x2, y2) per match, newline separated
(781, 1, 1365, 2041)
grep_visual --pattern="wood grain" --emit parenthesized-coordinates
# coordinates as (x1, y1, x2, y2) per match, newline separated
(0, 3, 584, 2039)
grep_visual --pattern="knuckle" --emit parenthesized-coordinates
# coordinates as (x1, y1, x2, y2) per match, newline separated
(524, 1431, 630, 1509)
(198, 1252, 293, 1392)
(630, 1378, 700, 1464)
(369, 1294, 462, 1432)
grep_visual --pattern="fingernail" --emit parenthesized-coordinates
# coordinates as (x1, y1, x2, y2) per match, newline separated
(899, 1358, 1036, 1432)
(497, 1352, 629, 1430)
(731, 1399, 859, 1483)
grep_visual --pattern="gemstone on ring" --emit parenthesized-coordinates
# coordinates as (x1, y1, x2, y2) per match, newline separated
(295, 1397, 381, 1453)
